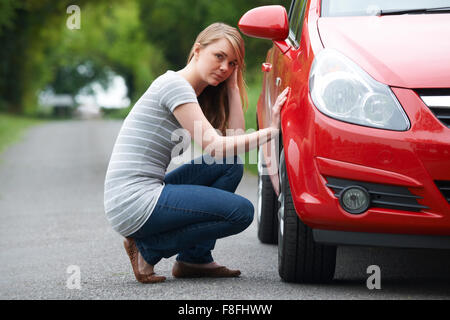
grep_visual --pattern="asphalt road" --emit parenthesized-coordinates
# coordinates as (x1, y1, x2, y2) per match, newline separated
(1, 119, 450, 300)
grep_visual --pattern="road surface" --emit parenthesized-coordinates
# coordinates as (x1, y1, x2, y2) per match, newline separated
(1, 119, 449, 299)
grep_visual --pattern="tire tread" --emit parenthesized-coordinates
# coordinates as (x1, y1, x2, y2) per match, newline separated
(278, 151, 337, 283)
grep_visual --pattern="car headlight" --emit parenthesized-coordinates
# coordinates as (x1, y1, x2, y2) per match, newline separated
(309, 49, 410, 131)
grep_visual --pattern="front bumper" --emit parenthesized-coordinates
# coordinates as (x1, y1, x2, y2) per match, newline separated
(282, 87, 450, 236)
(313, 229, 450, 249)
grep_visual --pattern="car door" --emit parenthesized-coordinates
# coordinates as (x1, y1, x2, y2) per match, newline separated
(260, 0, 308, 196)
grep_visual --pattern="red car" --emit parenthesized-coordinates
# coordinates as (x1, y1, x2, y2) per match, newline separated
(239, 0, 450, 283)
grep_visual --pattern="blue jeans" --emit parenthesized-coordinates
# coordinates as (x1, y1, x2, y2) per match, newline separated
(130, 154, 254, 266)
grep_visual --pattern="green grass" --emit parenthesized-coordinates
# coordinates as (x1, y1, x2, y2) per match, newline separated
(0, 113, 45, 157)
(101, 106, 132, 119)
(241, 81, 262, 176)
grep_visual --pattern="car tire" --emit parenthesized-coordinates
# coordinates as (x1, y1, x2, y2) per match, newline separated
(278, 148, 337, 283)
(257, 147, 279, 244)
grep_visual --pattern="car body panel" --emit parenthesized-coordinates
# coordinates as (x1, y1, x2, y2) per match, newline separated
(254, 0, 450, 237)
(317, 14, 450, 88)
(258, 0, 323, 196)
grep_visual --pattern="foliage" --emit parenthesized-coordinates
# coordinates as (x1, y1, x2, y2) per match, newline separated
(49, 61, 110, 96)
(138, 0, 291, 76)
(52, 1, 168, 104)
(0, 0, 92, 114)
(0, 0, 22, 37)
(0, 0, 291, 116)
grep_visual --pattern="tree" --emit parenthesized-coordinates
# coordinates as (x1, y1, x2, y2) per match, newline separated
(0, 0, 291, 115)
(138, 0, 291, 74)
(54, 1, 168, 103)
(0, 0, 168, 115)
(0, 0, 93, 114)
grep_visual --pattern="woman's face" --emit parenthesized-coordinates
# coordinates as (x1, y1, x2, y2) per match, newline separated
(194, 38, 239, 87)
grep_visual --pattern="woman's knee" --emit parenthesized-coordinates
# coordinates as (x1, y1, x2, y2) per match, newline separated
(203, 154, 243, 175)
(227, 155, 244, 180)
(231, 197, 254, 230)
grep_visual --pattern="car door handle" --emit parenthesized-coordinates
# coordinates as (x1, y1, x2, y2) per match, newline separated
(262, 63, 272, 72)
(276, 77, 282, 87)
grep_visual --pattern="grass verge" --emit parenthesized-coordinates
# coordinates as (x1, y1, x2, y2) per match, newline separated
(0, 113, 45, 157)
(241, 81, 261, 176)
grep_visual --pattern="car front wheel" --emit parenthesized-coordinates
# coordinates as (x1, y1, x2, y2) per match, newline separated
(278, 148, 337, 283)
(256, 147, 279, 244)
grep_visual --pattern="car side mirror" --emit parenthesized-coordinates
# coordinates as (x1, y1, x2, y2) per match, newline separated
(238, 5, 291, 54)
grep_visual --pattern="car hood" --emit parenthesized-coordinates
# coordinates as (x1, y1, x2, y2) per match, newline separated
(317, 14, 450, 88)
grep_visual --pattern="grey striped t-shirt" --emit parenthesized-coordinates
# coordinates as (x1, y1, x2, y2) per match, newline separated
(104, 71, 198, 237)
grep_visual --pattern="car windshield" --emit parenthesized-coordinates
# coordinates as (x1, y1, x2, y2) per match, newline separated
(321, 0, 450, 17)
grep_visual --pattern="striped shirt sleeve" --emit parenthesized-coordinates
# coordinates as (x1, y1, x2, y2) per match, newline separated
(159, 74, 198, 113)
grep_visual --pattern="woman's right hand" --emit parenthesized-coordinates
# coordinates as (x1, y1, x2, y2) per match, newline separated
(270, 87, 290, 130)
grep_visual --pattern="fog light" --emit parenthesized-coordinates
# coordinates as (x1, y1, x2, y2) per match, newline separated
(339, 186, 370, 214)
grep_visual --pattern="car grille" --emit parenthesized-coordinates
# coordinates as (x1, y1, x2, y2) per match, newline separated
(435, 181, 450, 204)
(416, 88, 450, 128)
(325, 177, 428, 213)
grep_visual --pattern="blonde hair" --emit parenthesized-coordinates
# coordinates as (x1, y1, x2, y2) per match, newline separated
(187, 23, 248, 136)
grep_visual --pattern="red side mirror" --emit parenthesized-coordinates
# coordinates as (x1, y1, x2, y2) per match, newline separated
(238, 5, 289, 41)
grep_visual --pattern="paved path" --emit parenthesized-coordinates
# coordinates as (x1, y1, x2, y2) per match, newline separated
(1, 119, 450, 300)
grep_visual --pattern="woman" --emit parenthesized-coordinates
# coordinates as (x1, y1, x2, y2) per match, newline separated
(104, 23, 289, 283)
